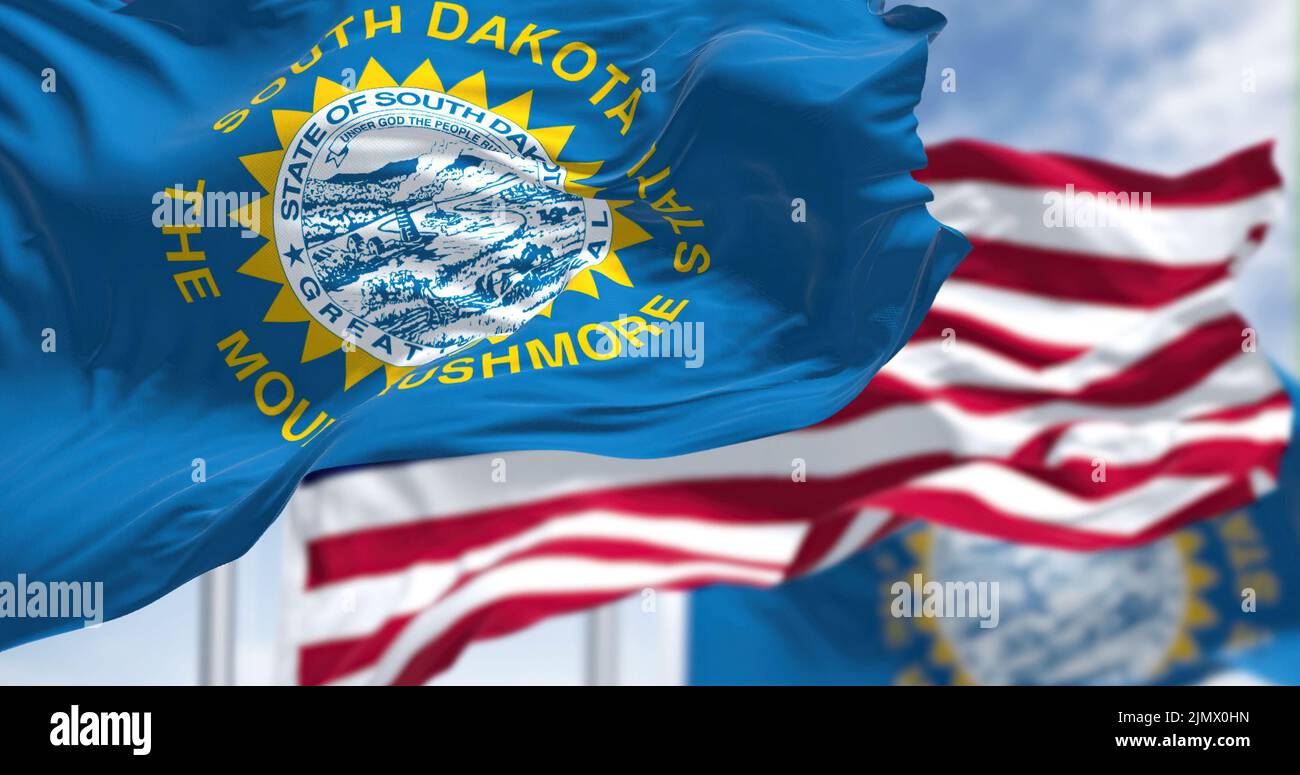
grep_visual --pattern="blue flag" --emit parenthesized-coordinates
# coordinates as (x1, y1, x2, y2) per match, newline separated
(0, 1, 965, 647)
(689, 375, 1300, 685)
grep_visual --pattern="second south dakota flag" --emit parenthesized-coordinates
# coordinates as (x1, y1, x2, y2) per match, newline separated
(0, 1, 966, 647)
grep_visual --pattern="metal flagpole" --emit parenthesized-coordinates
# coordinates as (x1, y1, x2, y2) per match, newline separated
(583, 605, 619, 686)
(657, 592, 689, 686)
(197, 562, 237, 686)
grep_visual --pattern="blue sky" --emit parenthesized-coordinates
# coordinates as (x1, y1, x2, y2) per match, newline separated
(1, 0, 1293, 684)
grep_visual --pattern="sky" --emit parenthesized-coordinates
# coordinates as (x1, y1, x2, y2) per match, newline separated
(0, 0, 1294, 685)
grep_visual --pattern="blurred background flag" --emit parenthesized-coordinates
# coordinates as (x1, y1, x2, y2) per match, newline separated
(689, 381, 1300, 685)
(278, 140, 1290, 685)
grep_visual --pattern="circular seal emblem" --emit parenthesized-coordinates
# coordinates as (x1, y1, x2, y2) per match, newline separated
(274, 87, 613, 367)
(927, 527, 1188, 684)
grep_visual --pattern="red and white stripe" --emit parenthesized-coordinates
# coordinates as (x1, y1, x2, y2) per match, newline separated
(279, 140, 1290, 685)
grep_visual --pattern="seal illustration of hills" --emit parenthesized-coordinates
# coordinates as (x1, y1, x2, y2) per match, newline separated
(300, 137, 593, 353)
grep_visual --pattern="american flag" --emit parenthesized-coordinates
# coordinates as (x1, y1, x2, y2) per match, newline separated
(278, 140, 1289, 685)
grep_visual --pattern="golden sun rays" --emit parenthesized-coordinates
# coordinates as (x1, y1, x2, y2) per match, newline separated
(231, 58, 651, 392)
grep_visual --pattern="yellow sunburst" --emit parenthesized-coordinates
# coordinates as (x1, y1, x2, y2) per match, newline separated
(230, 58, 651, 393)
(1153, 531, 1219, 671)
(894, 530, 979, 685)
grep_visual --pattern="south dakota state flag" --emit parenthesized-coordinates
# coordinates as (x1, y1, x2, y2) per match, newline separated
(0, 1, 965, 647)
(689, 383, 1300, 686)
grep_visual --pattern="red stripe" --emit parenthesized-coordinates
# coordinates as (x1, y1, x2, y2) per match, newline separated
(390, 591, 635, 686)
(786, 512, 908, 577)
(953, 238, 1231, 307)
(784, 511, 857, 577)
(908, 310, 1088, 368)
(918, 139, 1282, 205)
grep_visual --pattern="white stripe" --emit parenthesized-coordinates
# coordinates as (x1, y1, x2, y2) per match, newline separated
(657, 592, 689, 687)
(893, 281, 1237, 390)
(288, 511, 806, 644)
(810, 509, 892, 573)
(363, 557, 785, 685)
(928, 182, 1280, 264)
(902, 461, 1229, 535)
(294, 354, 1283, 539)
(1046, 407, 1291, 465)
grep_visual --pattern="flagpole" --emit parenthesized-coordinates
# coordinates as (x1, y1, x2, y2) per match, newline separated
(198, 562, 237, 686)
(584, 605, 619, 686)
(658, 592, 689, 686)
